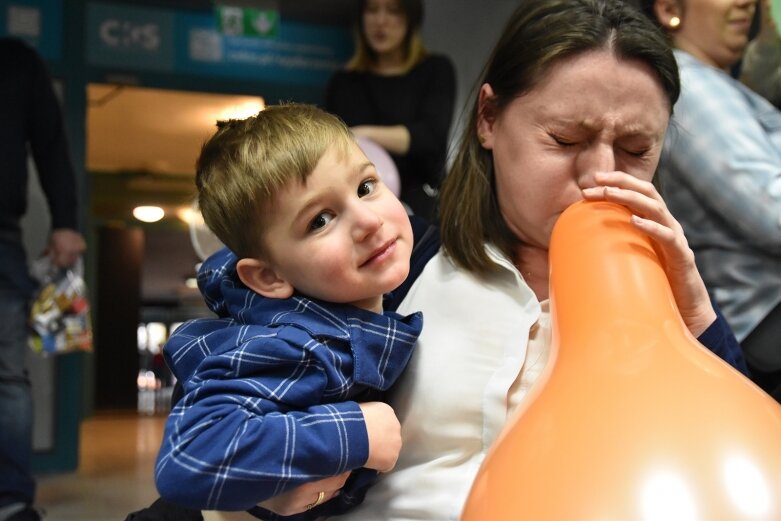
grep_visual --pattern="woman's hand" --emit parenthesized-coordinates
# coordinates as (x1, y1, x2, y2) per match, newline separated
(581, 171, 717, 337)
(256, 471, 350, 517)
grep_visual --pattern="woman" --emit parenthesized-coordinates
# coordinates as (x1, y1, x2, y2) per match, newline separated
(639, 0, 781, 401)
(324, 0, 456, 222)
(336, 0, 750, 519)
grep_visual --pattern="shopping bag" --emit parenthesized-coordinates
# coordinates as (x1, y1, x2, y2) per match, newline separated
(28, 256, 93, 355)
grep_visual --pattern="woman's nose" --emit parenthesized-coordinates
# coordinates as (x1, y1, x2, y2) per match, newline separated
(577, 143, 616, 187)
(373, 8, 389, 24)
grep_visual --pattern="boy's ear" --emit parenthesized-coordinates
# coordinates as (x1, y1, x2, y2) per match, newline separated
(236, 258, 294, 299)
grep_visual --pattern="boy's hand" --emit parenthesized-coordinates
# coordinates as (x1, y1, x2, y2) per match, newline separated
(257, 401, 401, 516)
(359, 401, 402, 472)
(257, 472, 349, 516)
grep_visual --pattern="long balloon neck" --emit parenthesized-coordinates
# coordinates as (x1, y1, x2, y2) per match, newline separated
(549, 201, 683, 343)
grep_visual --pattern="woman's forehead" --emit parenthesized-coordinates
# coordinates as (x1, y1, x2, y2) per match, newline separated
(507, 52, 671, 134)
(532, 50, 670, 107)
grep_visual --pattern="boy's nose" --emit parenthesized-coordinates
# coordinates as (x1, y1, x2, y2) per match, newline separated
(351, 204, 383, 242)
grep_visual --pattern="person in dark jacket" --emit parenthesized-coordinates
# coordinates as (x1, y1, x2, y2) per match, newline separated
(0, 37, 85, 521)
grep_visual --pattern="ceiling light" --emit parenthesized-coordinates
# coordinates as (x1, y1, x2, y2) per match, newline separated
(176, 205, 201, 225)
(217, 99, 265, 121)
(133, 205, 165, 223)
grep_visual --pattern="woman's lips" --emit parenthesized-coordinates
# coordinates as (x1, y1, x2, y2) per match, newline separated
(728, 18, 751, 32)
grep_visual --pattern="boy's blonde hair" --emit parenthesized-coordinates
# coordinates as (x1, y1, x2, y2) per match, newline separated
(196, 103, 354, 258)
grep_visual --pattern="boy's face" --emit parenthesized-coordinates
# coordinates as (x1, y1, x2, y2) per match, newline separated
(255, 141, 413, 313)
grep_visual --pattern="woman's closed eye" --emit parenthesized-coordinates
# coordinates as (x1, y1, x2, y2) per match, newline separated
(623, 147, 651, 158)
(551, 134, 576, 147)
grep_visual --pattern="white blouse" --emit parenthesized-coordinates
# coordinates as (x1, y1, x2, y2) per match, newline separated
(339, 246, 550, 521)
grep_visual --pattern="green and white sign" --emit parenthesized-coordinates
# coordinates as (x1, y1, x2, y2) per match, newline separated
(217, 6, 278, 38)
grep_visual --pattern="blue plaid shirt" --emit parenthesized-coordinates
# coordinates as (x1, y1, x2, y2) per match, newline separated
(154, 248, 423, 517)
(658, 50, 781, 341)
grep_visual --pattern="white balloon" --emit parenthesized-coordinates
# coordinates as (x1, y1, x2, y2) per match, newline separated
(189, 200, 225, 262)
(355, 135, 402, 197)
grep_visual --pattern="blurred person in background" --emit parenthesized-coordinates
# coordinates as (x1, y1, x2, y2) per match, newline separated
(638, 0, 781, 401)
(0, 37, 85, 521)
(325, 0, 456, 223)
(740, 0, 781, 107)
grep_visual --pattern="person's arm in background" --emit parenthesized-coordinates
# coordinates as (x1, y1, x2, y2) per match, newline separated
(324, 70, 412, 155)
(670, 65, 781, 255)
(352, 55, 457, 163)
(351, 124, 410, 155)
(741, 0, 781, 107)
(323, 71, 412, 152)
(23, 40, 85, 267)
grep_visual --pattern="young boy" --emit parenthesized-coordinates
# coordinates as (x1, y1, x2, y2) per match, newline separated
(154, 103, 422, 520)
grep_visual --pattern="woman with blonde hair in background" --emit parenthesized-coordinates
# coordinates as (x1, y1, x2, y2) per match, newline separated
(325, 0, 456, 222)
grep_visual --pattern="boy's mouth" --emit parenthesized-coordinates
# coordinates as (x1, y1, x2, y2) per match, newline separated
(361, 238, 396, 267)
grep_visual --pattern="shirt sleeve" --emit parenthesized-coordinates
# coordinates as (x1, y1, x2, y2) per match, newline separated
(697, 297, 750, 377)
(666, 65, 781, 253)
(25, 43, 79, 231)
(154, 334, 370, 511)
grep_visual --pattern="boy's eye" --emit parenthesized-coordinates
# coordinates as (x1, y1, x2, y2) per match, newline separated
(358, 179, 377, 197)
(309, 212, 333, 231)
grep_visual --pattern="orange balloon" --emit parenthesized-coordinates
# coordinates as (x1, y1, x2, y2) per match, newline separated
(461, 201, 781, 521)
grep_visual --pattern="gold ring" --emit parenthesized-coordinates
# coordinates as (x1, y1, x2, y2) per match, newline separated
(305, 490, 327, 510)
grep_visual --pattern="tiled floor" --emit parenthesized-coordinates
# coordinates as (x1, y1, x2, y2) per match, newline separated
(34, 413, 257, 521)
(35, 412, 165, 521)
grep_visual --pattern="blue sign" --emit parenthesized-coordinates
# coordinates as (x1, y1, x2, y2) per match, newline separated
(87, 2, 175, 71)
(87, 2, 352, 86)
(0, 0, 63, 60)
